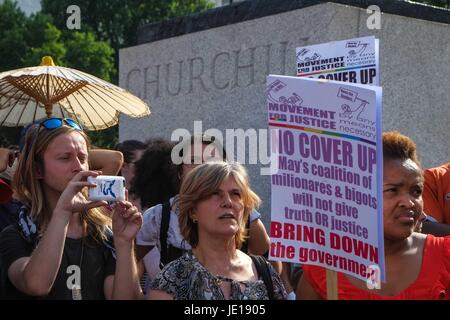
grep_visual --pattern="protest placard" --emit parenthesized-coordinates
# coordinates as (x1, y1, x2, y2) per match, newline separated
(267, 75, 384, 284)
(296, 36, 379, 86)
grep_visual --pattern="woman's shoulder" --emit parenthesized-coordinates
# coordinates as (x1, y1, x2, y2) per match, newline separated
(0, 222, 35, 247)
(249, 209, 261, 222)
(237, 249, 254, 262)
(0, 223, 23, 244)
(143, 202, 164, 217)
(142, 196, 177, 220)
(140, 203, 165, 231)
(421, 233, 450, 252)
(301, 264, 328, 298)
(413, 234, 450, 299)
(424, 163, 450, 178)
(421, 234, 450, 269)
(159, 253, 197, 276)
(150, 253, 199, 298)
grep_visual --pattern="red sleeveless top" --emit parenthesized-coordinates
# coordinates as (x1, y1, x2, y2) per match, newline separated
(303, 235, 450, 300)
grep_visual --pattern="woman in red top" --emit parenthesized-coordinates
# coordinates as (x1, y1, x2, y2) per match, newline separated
(297, 131, 450, 300)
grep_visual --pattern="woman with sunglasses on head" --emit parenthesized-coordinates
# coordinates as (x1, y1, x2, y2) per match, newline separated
(0, 118, 142, 300)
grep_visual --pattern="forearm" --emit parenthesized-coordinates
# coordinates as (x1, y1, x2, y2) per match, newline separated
(248, 220, 270, 255)
(135, 244, 155, 261)
(89, 149, 123, 176)
(269, 260, 282, 274)
(112, 240, 144, 300)
(22, 214, 69, 295)
(296, 274, 321, 300)
(280, 262, 293, 292)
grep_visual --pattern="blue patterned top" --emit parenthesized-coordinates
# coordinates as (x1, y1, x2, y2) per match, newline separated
(150, 252, 287, 300)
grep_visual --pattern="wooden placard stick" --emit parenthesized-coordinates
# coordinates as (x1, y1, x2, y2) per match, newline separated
(326, 269, 338, 300)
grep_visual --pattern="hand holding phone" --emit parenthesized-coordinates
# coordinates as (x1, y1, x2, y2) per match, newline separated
(87, 175, 125, 202)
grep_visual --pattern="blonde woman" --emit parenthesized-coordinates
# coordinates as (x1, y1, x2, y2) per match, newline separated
(0, 118, 140, 300)
(135, 136, 277, 289)
(113, 161, 287, 300)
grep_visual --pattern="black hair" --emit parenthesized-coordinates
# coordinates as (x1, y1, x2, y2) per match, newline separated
(131, 138, 179, 210)
(176, 134, 227, 177)
(115, 140, 147, 164)
(177, 134, 226, 159)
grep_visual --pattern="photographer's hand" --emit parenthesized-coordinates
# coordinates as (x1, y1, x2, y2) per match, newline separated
(54, 170, 108, 219)
(111, 200, 144, 300)
(8, 170, 108, 297)
(112, 201, 142, 245)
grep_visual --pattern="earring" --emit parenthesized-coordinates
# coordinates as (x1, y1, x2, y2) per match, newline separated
(192, 216, 198, 223)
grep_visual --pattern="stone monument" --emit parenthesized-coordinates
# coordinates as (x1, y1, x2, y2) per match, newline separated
(120, 0, 450, 223)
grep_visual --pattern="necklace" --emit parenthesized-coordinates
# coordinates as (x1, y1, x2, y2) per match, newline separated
(213, 274, 234, 286)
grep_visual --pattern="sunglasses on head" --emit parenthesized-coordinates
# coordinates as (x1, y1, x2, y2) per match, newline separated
(23, 117, 83, 155)
(39, 117, 82, 131)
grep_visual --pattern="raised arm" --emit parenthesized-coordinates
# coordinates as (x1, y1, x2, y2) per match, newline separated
(8, 171, 106, 296)
(111, 201, 145, 300)
(422, 167, 445, 223)
(248, 219, 282, 274)
(248, 219, 270, 255)
(89, 149, 124, 176)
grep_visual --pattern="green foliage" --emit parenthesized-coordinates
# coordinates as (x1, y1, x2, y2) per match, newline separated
(0, 1, 27, 146)
(410, 0, 449, 8)
(23, 12, 54, 49)
(41, 0, 214, 51)
(86, 125, 119, 150)
(0, 3, 116, 147)
(20, 26, 115, 82)
(22, 22, 67, 67)
(65, 32, 115, 82)
(129, 0, 214, 38)
(0, 0, 27, 71)
(0, 0, 213, 148)
(41, 0, 130, 49)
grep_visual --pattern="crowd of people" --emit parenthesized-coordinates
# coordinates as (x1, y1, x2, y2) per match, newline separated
(0, 117, 449, 300)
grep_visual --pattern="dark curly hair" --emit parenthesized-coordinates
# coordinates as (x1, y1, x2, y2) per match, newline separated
(115, 140, 147, 164)
(131, 138, 179, 210)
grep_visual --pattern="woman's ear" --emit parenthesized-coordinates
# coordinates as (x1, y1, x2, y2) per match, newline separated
(190, 210, 198, 223)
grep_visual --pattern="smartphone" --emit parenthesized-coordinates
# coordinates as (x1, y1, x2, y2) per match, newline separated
(87, 175, 125, 202)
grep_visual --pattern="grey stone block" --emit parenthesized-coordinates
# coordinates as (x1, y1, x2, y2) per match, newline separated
(120, 2, 450, 225)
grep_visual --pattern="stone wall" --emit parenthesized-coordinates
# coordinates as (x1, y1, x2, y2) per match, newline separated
(119, 0, 450, 223)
